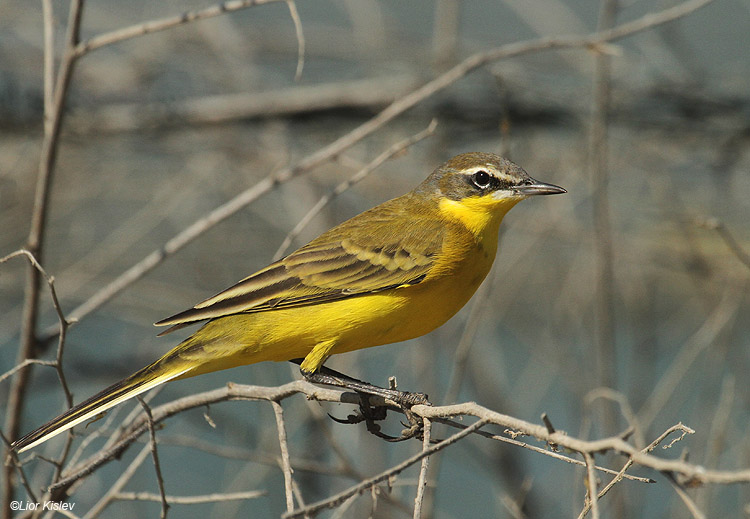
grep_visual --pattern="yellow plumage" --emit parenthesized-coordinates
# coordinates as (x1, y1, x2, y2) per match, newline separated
(12, 152, 564, 453)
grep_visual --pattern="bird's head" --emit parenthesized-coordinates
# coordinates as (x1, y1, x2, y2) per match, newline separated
(417, 152, 566, 236)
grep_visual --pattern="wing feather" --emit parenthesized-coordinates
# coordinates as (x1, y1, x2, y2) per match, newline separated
(155, 194, 444, 333)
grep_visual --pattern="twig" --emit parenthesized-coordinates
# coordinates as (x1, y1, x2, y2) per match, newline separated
(113, 490, 266, 504)
(3, 1, 84, 514)
(29, 381, 750, 504)
(73, 0, 290, 57)
(272, 401, 295, 514)
(665, 473, 707, 519)
(41, 0, 54, 130)
(1, 250, 76, 499)
(283, 419, 489, 518)
(285, 0, 305, 82)
(85, 444, 151, 519)
(0, 359, 57, 385)
(273, 118, 438, 259)
(577, 423, 694, 518)
(413, 418, 432, 519)
(137, 398, 169, 519)
(432, 416, 651, 483)
(583, 452, 600, 519)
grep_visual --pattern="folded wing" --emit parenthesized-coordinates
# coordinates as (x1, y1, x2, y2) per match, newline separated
(155, 199, 444, 334)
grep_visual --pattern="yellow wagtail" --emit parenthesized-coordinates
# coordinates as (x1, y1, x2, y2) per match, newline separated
(12, 152, 565, 452)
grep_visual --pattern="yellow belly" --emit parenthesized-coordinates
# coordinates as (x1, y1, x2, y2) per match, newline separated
(175, 227, 498, 376)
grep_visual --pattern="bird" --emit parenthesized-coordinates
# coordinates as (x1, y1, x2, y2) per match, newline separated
(12, 152, 565, 453)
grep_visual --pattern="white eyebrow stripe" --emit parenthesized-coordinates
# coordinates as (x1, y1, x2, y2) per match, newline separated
(461, 165, 515, 183)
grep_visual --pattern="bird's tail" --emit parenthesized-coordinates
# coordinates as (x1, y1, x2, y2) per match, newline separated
(11, 358, 193, 453)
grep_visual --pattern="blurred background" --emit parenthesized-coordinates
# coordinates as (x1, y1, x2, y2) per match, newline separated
(1, 0, 749, 517)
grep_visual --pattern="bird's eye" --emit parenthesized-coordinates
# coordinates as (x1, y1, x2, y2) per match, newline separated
(472, 170, 491, 189)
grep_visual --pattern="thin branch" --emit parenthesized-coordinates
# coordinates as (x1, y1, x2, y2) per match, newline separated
(285, 0, 305, 81)
(432, 417, 651, 484)
(85, 444, 152, 519)
(113, 490, 266, 504)
(73, 0, 289, 57)
(272, 401, 295, 514)
(1, 250, 76, 499)
(137, 397, 169, 519)
(283, 419, 489, 519)
(583, 452, 601, 519)
(31, 381, 750, 504)
(577, 423, 694, 518)
(412, 418, 432, 519)
(665, 473, 708, 519)
(273, 118, 438, 259)
(41, 0, 54, 130)
(0, 359, 57, 385)
(4, 1, 84, 513)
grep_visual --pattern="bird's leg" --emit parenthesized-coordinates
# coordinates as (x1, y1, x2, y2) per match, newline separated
(291, 359, 429, 406)
(290, 359, 429, 441)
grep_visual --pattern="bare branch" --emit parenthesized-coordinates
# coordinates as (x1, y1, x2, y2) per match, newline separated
(272, 401, 295, 514)
(73, 0, 290, 57)
(137, 398, 169, 519)
(283, 419, 489, 518)
(583, 452, 601, 519)
(273, 118, 438, 259)
(4, 0, 84, 511)
(86, 444, 151, 519)
(412, 418, 432, 519)
(285, 0, 305, 81)
(113, 490, 266, 504)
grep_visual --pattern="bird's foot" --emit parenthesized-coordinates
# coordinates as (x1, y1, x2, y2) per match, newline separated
(294, 360, 431, 441)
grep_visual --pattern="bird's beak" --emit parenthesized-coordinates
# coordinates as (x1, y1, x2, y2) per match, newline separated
(512, 179, 567, 196)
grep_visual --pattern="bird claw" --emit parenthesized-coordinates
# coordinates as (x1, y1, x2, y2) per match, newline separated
(328, 392, 429, 442)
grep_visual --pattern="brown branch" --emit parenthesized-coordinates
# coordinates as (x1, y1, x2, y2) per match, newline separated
(86, 445, 152, 519)
(412, 418, 432, 519)
(285, 0, 305, 82)
(578, 423, 689, 518)
(431, 416, 651, 483)
(113, 490, 266, 504)
(3, 1, 84, 514)
(1, 250, 75, 510)
(137, 398, 169, 519)
(272, 401, 295, 514)
(29, 379, 748, 510)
